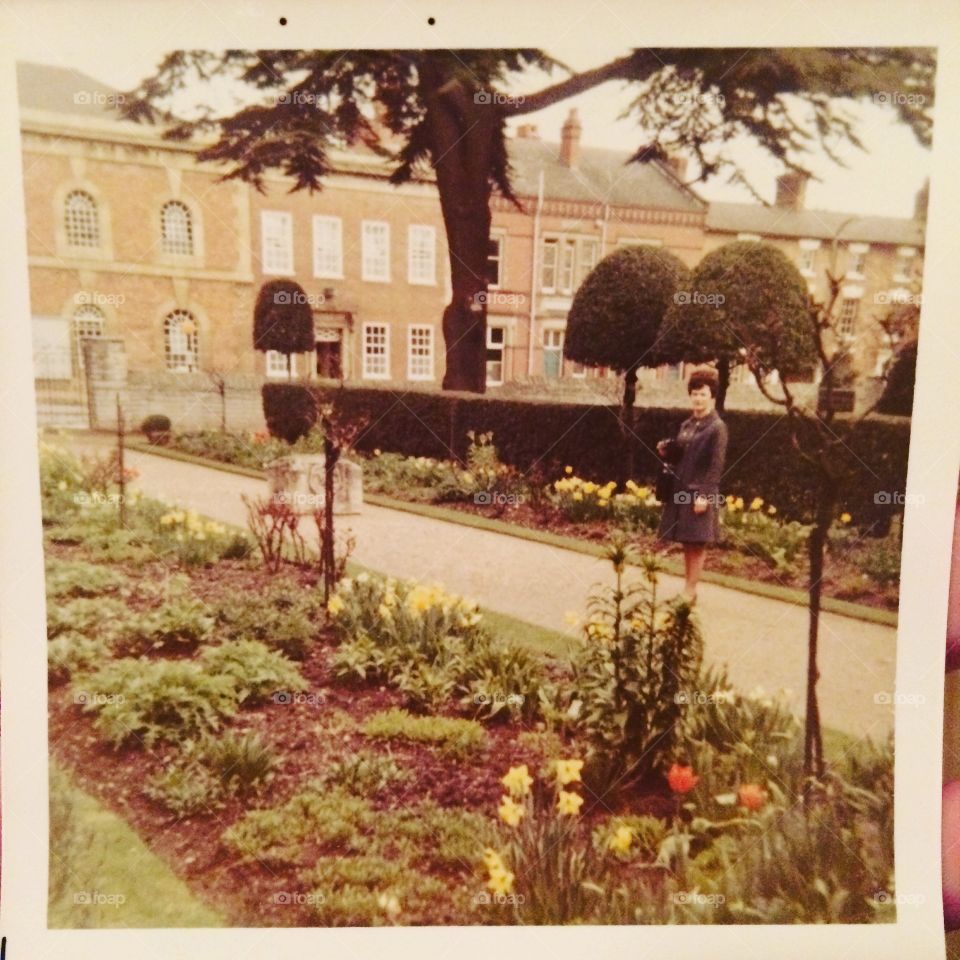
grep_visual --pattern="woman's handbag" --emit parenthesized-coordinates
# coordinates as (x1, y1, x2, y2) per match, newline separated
(655, 465, 676, 504)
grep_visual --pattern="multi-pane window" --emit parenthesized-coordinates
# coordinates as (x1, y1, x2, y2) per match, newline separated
(486, 326, 505, 386)
(64, 190, 100, 247)
(312, 215, 343, 278)
(362, 220, 390, 282)
(266, 350, 297, 377)
(362, 322, 390, 379)
(540, 236, 600, 294)
(261, 211, 294, 275)
(486, 233, 505, 288)
(407, 325, 434, 380)
(837, 298, 860, 338)
(161, 201, 194, 255)
(73, 304, 104, 372)
(543, 328, 564, 378)
(163, 309, 199, 372)
(408, 225, 437, 285)
(846, 247, 867, 277)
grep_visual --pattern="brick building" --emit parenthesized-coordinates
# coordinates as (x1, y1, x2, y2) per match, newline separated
(18, 60, 926, 427)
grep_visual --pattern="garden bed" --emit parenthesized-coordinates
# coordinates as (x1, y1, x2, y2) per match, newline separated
(42, 439, 898, 926)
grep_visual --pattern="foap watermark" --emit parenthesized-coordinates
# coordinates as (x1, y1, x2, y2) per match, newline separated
(874, 290, 922, 306)
(874, 890, 924, 906)
(73, 890, 126, 906)
(474, 692, 525, 707)
(74, 491, 127, 506)
(73, 90, 125, 107)
(874, 91, 926, 107)
(474, 290, 526, 308)
(473, 891, 525, 906)
(672, 891, 725, 906)
(673, 491, 725, 506)
(75, 290, 125, 307)
(874, 690, 925, 706)
(271, 491, 324, 510)
(671, 91, 726, 107)
(673, 290, 725, 306)
(74, 690, 125, 706)
(674, 689, 736, 706)
(474, 490, 526, 507)
(272, 690, 328, 707)
(272, 891, 326, 906)
(874, 490, 924, 506)
(273, 289, 327, 307)
(474, 90, 525, 106)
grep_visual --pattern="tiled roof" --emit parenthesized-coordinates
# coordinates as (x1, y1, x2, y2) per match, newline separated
(504, 137, 705, 212)
(706, 201, 924, 247)
(16, 60, 125, 120)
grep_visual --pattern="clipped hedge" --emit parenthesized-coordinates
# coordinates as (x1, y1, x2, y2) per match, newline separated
(271, 384, 909, 529)
(262, 382, 319, 443)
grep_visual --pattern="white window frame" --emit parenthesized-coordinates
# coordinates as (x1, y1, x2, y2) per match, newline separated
(163, 310, 200, 373)
(487, 230, 506, 289)
(406, 324, 435, 381)
(486, 325, 506, 386)
(737, 232, 762, 242)
(540, 234, 601, 295)
(362, 322, 390, 379)
(161, 200, 195, 256)
(266, 350, 297, 377)
(407, 225, 437, 286)
(72, 304, 105, 373)
(361, 220, 391, 282)
(845, 242, 869, 280)
(837, 297, 860, 339)
(894, 245, 917, 284)
(543, 327, 565, 378)
(64, 190, 101, 248)
(261, 210, 294, 276)
(312, 215, 343, 279)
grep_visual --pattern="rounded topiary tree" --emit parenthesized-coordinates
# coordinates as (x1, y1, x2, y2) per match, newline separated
(657, 241, 816, 412)
(565, 245, 691, 413)
(253, 278, 315, 380)
(877, 340, 917, 416)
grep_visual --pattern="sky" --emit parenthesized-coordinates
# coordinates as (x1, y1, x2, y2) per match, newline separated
(22, 42, 933, 219)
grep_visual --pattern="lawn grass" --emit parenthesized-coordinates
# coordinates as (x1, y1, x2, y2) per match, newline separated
(48, 762, 225, 928)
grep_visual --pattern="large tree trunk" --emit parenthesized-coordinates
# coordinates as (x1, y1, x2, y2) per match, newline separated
(421, 64, 499, 394)
(618, 364, 639, 484)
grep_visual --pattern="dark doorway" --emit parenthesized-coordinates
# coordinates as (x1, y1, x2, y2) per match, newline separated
(316, 337, 342, 379)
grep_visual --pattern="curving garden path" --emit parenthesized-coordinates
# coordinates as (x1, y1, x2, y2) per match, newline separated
(60, 433, 897, 741)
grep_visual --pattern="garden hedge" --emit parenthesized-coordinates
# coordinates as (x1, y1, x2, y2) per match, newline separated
(264, 383, 911, 530)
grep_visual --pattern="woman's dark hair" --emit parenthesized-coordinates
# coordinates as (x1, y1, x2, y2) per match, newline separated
(687, 367, 720, 398)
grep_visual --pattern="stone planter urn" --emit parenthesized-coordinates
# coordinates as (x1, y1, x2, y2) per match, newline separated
(264, 453, 363, 515)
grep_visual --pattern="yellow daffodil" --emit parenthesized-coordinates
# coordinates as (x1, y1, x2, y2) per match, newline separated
(554, 759, 584, 785)
(57, 480, 67, 491)
(840, 512, 852, 524)
(501, 765, 533, 798)
(572, 492, 583, 502)
(564, 465, 574, 475)
(557, 790, 584, 816)
(734, 496, 744, 510)
(377, 892, 401, 916)
(750, 497, 764, 511)
(598, 498, 609, 508)
(487, 866, 515, 895)
(607, 825, 633, 854)
(482, 848, 505, 872)
(498, 795, 525, 827)
(327, 594, 345, 616)
(767, 505, 777, 515)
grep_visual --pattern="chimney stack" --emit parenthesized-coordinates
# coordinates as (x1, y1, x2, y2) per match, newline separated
(774, 171, 809, 212)
(559, 108, 582, 169)
(516, 123, 539, 139)
(914, 178, 929, 221)
(666, 156, 689, 181)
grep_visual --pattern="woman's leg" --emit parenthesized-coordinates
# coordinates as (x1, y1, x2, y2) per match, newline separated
(682, 543, 707, 599)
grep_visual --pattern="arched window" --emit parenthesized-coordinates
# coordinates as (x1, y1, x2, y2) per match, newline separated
(161, 200, 194, 256)
(73, 303, 105, 372)
(164, 309, 199, 372)
(64, 190, 100, 247)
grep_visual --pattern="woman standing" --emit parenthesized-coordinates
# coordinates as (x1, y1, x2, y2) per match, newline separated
(657, 367, 728, 603)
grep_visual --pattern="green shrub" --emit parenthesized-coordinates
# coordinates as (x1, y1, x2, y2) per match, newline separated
(859, 538, 902, 587)
(564, 537, 703, 794)
(322, 750, 409, 797)
(199, 730, 278, 795)
(116, 594, 215, 655)
(215, 579, 324, 659)
(45, 559, 128, 599)
(198, 640, 307, 706)
(361, 708, 486, 758)
(223, 786, 371, 864)
(141, 414, 172, 444)
(48, 632, 111, 685)
(47, 597, 135, 641)
(76, 658, 240, 748)
(261, 383, 319, 444)
(721, 505, 811, 572)
(309, 384, 911, 530)
(144, 760, 226, 816)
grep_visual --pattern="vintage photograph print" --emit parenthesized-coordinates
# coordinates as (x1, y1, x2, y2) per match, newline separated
(23, 45, 935, 927)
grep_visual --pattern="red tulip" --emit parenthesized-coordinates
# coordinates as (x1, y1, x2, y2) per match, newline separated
(667, 763, 699, 794)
